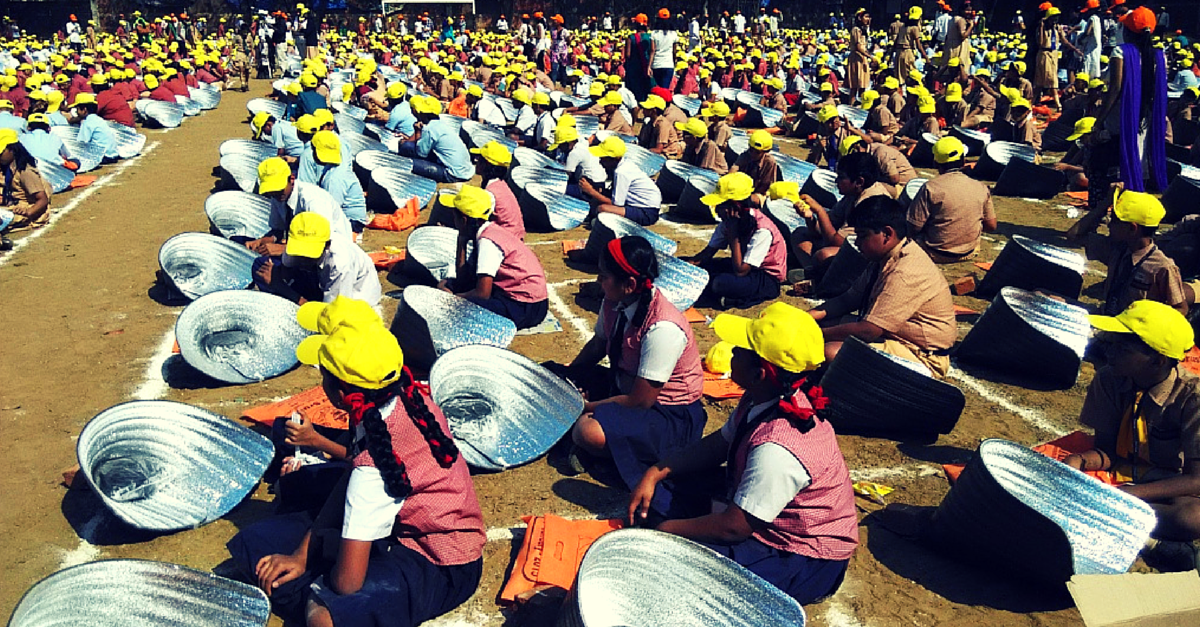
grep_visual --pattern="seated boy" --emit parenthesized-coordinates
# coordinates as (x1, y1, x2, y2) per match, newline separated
(906, 137, 998, 263)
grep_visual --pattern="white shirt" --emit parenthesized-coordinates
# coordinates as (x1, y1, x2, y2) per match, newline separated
(342, 400, 404, 541)
(612, 162, 662, 209)
(650, 30, 678, 70)
(594, 297, 687, 385)
(719, 400, 812, 523)
(515, 104, 537, 134)
(474, 97, 508, 127)
(534, 110, 556, 146)
(733, 14, 746, 33)
(564, 142, 607, 184)
(474, 223, 505, 277)
(603, 16, 612, 30)
(66, 21, 81, 43)
(270, 180, 354, 240)
(282, 234, 382, 310)
(497, 19, 509, 32)
(707, 211, 773, 267)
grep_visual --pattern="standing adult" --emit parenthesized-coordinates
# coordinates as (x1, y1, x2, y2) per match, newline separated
(622, 14, 654, 102)
(846, 9, 874, 105)
(649, 10, 678, 91)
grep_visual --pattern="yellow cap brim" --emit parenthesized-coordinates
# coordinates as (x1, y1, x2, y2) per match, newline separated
(286, 235, 327, 259)
(296, 334, 326, 365)
(314, 147, 341, 165)
(1066, 131, 1085, 141)
(438, 192, 458, 207)
(257, 175, 288, 195)
(297, 301, 327, 332)
(712, 313, 754, 351)
(1088, 314, 1134, 334)
(699, 192, 727, 207)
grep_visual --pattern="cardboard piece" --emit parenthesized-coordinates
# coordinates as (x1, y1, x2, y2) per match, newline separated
(1068, 572, 1200, 627)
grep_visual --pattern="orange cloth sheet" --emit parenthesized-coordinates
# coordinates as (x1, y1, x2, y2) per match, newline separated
(1182, 346, 1200, 377)
(367, 196, 420, 231)
(561, 240, 585, 255)
(703, 370, 744, 400)
(368, 250, 406, 271)
(241, 386, 349, 430)
(684, 307, 706, 324)
(68, 175, 97, 189)
(499, 514, 623, 603)
(942, 431, 1123, 486)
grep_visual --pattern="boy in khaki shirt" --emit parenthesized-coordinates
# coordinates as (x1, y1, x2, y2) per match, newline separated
(809, 195, 957, 377)
(907, 136, 997, 263)
(637, 94, 683, 159)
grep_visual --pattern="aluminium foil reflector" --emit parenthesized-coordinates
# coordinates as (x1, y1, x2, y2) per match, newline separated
(972, 141, 1038, 181)
(898, 178, 928, 207)
(560, 94, 593, 109)
(520, 183, 589, 232)
(175, 291, 309, 385)
(580, 213, 678, 264)
(658, 160, 720, 203)
(35, 159, 76, 194)
(593, 130, 639, 146)
(994, 157, 1067, 199)
(672, 94, 702, 117)
(496, 98, 519, 124)
(353, 149, 413, 187)
(573, 115, 601, 138)
(930, 438, 1157, 585)
(175, 96, 201, 117)
(75, 400, 274, 531)
(204, 191, 273, 240)
(949, 126, 990, 157)
(792, 111, 820, 138)
(430, 345, 584, 470)
(740, 103, 784, 128)
(675, 175, 719, 223)
(723, 87, 756, 110)
(337, 103, 369, 120)
(219, 139, 276, 162)
(246, 97, 285, 120)
(390, 285, 517, 373)
(909, 132, 941, 167)
(1162, 174, 1200, 222)
(49, 127, 103, 172)
(837, 105, 868, 128)
(334, 112, 366, 135)
(557, 528, 807, 627)
(462, 120, 512, 150)
(367, 167, 437, 214)
(654, 249, 710, 311)
(621, 143, 667, 177)
(775, 151, 818, 184)
(8, 559, 271, 627)
(800, 168, 842, 210)
(219, 153, 267, 193)
(956, 287, 1090, 389)
(363, 121, 392, 143)
(106, 122, 147, 159)
(187, 86, 221, 110)
(340, 131, 388, 157)
(158, 233, 256, 301)
(812, 238, 868, 298)
(975, 234, 1086, 299)
(764, 198, 806, 239)
(513, 146, 568, 172)
(510, 165, 569, 192)
(400, 225, 458, 285)
(725, 133, 750, 165)
(820, 337, 965, 437)
(136, 99, 185, 128)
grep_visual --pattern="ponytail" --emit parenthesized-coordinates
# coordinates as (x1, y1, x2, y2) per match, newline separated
(601, 236, 660, 328)
(761, 360, 828, 434)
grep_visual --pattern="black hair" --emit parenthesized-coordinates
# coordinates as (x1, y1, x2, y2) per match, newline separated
(849, 194, 909, 238)
(599, 235, 659, 328)
(344, 367, 459, 499)
(835, 150, 881, 187)
(1123, 27, 1159, 121)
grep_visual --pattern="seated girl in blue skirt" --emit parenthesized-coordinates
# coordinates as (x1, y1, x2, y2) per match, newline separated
(438, 184, 549, 330)
(559, 236, 706, 514)
(628, 302, 859, 605)
(227, 298, 485, 627)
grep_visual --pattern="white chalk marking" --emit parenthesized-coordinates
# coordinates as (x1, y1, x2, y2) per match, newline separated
(946, 364, 1069, 437)
(849, 463, 943, 483)
(57, 512, 102, 569)
(657, 214, 716, 243)
(822, 600, 871, 627)
(0, 141, 162, 268)
(545, 281, 592, 343)
(132, 320, 180, 401)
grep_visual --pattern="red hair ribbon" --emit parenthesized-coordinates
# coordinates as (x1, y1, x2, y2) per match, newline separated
(342, 392, 373, 429)
(607, 238, 653, 291)
(761, 360, 828, 422)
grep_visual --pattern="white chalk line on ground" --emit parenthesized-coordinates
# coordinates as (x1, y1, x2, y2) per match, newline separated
(132, 318, 181, 401)
(658, 213, 716, 243)
(947, 363, 1069, 437)
(545, 281, 592, 343)
(0, 140, 162, 269)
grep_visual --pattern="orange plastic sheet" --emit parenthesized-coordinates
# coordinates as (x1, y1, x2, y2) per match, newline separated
(1182, 346, 1200, 377)
(367, 196, 420, 232)
(560, 240, 585, 256)
(703, 370, 744, 400)
(683, 307, 706, 324)
(943, 431, 1123, 486)
(973, 261, 993, 272)
(499, 514, 623, 603)
(68, 175, 97, 189)
(241, 386, 349, 430)
(953, 305, 979, 316)
(368, 249, 406, 271)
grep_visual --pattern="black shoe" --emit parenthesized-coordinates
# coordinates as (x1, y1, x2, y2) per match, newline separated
(1142, 540, 1200, 572)
(786, 268, 807, 284)
(563, 446, 588, 477)
(0, 236, 11, 251)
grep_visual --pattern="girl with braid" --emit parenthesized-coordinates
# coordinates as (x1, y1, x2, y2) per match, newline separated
(628, 303, 858, 605)
(227, 297, 484, 627)
(557, 236, 705, 516)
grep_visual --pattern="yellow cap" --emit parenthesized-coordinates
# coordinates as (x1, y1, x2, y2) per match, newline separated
(704, 341, 735, 375)
(839, 135, 863, 156)
(599, 91, 624, 107)
(285, 212, 332, 259)
(1089, 300, 1194, 360)
(467, 84, 484, 98)
(606, 75, 622, 85)
(589, 82, 606, 97)
(512, 87, 532, 104)
(411, 95, 443, 115)
(767, 181, 801, 203)
(860, 89, 879, 108)
(749, 129, 773, 151)
(313, 108, 334, 128)
(712, 302, 825, 373)
(256, 157, 292, 194)
(27, 113, 49, 125)
(252, 111, 273, 139)
(917, 95, 936, 114)
(908, 6, 923, 20)
(286, 82, 301, 96)
(908, 69, 924, 82)
(948, 57, 961, 67)
(639, 94, 667, 110)
(311, 130, 342, 165)
(297, 319, 405, 390)
(1112, 188, 1166, 228)
(0, 128, 17, 152)
(702, 101, 731, 118)
(819, 81, 833, 92)
(88, 73, 107, 85)
(945, 82, 963, 103)
(1066, 116, 1096, 141)
(300, 71, 318, 88)
(297, 295, 382, 335)
(675, 117, 708, 139)
(701, 172, 755, 206)
(767, 77, 784, 90)
(590, 135, 628, 159)
(439, 184, 495, 220)
(470, 140, 513, 167)
(144, 74, 160, 90)
(532, 91, 551, 106)
(1009, 96, 1031, 111)
(295, 114, 321, 135)
(548, 123, 580, 150)
(71, 92, 97, 107)
(0, 99, 12, 111)
(933, 136, 967, 164)
(386, 81, 408, 99)
(816, 104, 839, 123)
(882, 76, 900, 90)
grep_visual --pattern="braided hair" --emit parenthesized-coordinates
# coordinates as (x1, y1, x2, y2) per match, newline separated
(760, 360, 828, 434)
(339, 366, 459, 499)
(599, 236, 659, 328)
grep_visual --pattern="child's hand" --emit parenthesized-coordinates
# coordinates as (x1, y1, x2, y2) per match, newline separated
(284, 415, 322, 449)
(255, 553, 306, 596)
(627, 472, 661, 526)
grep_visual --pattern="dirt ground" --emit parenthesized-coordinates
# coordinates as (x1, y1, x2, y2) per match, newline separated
(0, 86, 1127, 626)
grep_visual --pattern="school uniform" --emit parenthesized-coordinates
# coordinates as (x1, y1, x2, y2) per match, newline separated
(400, 118, 473, 183)
(459, 222, 549, 329)
(19, 129, 72, 165)
(514, 104, 537, 140)
(711, 121, 733, 151)
(866, 143, 917, 194)
(297, 90, 327, 117)
(277, 234, 381, 309)
(271, 120, 306, 159)
(824, 239, 957, 376)
(827, 182, 892, 241)
(907, 170, 995, 262)
(486, 179, 526, 241)
(98, 89, 134, 127)
(732, 152, 780, 197)
(297, 140, 354, 188)
(77, 113, 119, 160)
(706, 392, 858, 604)
(864, 105, 900, 139)
(149, 84, 177, 103)
(1011, 113, 1042, 151)
(0, 161, 52, 231)
(639, 116, 684, 160)
(610, 162, 663, 226)
(311, 163, 368, 231)
(267, 181, 354, 241)
(594, 288, 706, 511)
(385, 101, 417, 136)
(1103, 242, 1188, 316)
(534, 110, 556, 149)
(685, 137, 728, 174)
(702, 208, 787, 308)
(601, 108, 633, 134)
(227, 393, 485, 627)
(963, 87, 996, 128)
(472, 98, 507, 128)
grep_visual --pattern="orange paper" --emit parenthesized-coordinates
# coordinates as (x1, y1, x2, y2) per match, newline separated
(953, 305, 978, 316)
(1065, 191, 1089, 201)
(68, 175, 97, 189)
(560, 240, 585, 255)
(367, 196, 420, 232)
(943, 431, 1123, 486)
(703, 370, 744, 400)
(684, 307, 706, 324)
(368, 250, 406, 270)
(241, 386, 349, 430)
(1183, 346, 1200, 377)
(973, 261, 993, 271)
(499, 514, 623, 604)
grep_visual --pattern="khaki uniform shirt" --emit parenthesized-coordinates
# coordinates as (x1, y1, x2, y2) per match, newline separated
(867, 143, 916, 186)
(711, 121, 733, 150)
(865, 104, 900, 136)
(689, 137, 728, 174)
(907, 170, 995, 257)
(1081, 365, 1200, 472)
(732, 151, 779, 195)
(1103, 242, 1187, 315)
(4, 163, 52, 214)
(829, 182, 892, 239)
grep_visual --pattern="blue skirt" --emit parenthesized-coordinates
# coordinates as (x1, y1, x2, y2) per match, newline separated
(699, 536, 849, 606)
